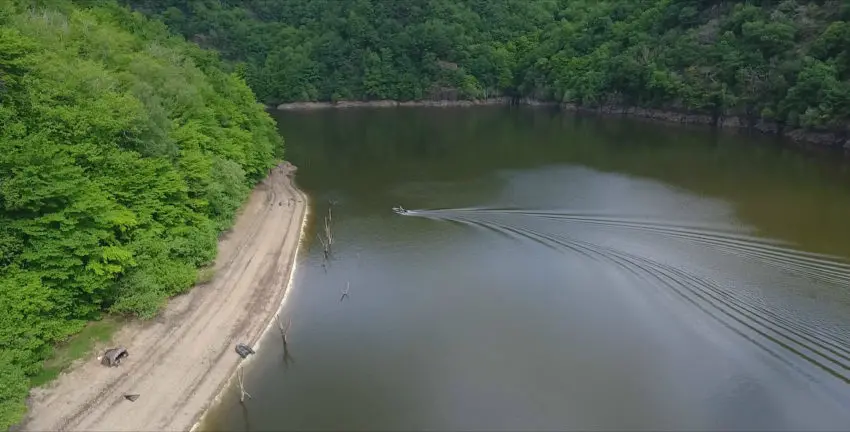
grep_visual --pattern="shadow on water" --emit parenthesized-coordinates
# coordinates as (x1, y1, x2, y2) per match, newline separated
(239, 402, 251, 432)
(281, 343, 295, 369)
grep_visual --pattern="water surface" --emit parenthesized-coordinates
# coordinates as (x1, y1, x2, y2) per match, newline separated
(204, 107, 850, 431)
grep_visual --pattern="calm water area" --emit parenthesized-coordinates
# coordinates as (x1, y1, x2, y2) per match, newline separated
(203, 107, 850, 431)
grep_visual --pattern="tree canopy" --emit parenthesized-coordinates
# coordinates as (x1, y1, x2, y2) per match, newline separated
(131, 0, 850, 132)
(0, 1, 281, 427)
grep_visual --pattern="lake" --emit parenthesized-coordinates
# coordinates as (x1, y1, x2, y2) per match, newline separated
(202, 107, 850, 431)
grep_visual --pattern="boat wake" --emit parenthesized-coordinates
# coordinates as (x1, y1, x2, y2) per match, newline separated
(405, 207, 850, 386)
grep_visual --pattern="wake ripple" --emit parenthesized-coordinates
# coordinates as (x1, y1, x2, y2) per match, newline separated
(414, 208, 850, 287)
(406, 208, 850, 385)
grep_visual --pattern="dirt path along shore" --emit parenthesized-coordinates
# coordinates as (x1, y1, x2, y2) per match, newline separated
(22, 163, 307, 432)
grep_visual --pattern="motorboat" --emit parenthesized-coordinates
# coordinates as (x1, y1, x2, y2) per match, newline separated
(392, 206, 408, 215)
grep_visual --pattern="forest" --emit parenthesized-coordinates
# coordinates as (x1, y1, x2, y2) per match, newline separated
(0, 0, 281, 427)
(129, 0, 850, 134)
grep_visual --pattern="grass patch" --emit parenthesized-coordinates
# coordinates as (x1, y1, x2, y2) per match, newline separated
(30, 319, 120, 387)
(196, 266, 217, 284)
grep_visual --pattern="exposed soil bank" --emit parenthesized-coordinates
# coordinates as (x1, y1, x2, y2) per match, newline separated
(274, 99, 848, 150)
(21, 162, 308, 432)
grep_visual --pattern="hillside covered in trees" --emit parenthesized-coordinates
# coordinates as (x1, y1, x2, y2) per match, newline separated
(130, 0, 850, 135)
(4, 0, 850, 429)
(0, 1, 281, 427)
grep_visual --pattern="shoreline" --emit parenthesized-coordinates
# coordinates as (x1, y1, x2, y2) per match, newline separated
(22, 162, 308, 432)
(273, 97, 523, 110)
(188, 197, 309, 432)
(559, 104, 850, 149)
(273, 99, 848, 150)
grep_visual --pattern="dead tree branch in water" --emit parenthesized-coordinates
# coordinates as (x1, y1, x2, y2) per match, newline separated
(275, 314, 295, 368)
(276, 313, 291, 346)
(323, 208, 334, 249)
(316, 233, 329, 261)
(283, 345, 295, 367)
(340, 281, 350, 302)
(316, 204, 335, 260)
(238, 366, 252, 403)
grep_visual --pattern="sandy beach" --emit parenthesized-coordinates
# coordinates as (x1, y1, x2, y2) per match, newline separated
(22, 163, 307, 432)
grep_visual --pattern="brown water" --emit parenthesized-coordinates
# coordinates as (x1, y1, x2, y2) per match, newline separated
(203, 107, 850, 431)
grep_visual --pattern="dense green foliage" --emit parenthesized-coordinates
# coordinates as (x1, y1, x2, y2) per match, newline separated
(0, 1, 280, 427)
(128, 0, 559, 102)
(129, 0, 558, 102)
(131, 0, 850, 132)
